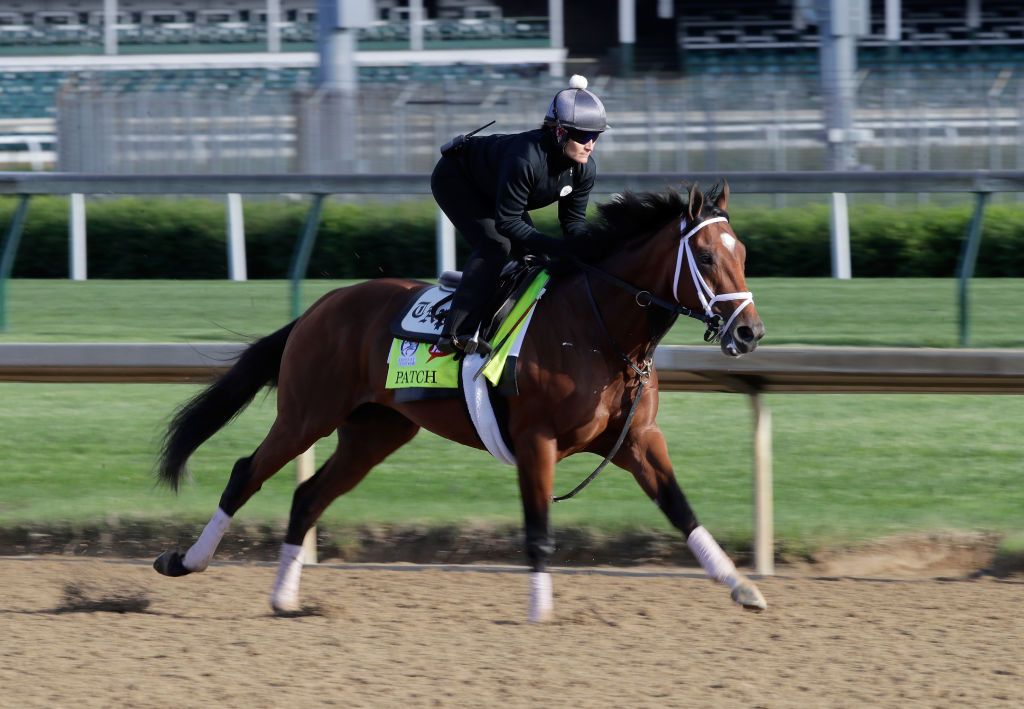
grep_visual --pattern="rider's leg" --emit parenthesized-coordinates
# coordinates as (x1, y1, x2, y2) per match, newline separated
(431, 157, 511, 353)
(442, 238, 509, 345)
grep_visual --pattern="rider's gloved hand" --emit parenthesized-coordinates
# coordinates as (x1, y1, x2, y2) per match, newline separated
(524, 235, 569, 259)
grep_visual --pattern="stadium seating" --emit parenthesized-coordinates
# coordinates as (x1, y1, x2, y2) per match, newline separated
(0, 17, 550, 56)
(0, 64, 550, 119)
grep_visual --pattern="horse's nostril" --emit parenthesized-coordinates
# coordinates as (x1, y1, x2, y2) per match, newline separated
(736, 326, 754, 343)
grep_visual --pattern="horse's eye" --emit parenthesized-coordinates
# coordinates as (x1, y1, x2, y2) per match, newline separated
(698, 251, 714, 266)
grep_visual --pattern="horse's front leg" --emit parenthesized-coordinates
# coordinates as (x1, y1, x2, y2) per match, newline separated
(614, 425, 767, 611)
(516, 432, 557, 623)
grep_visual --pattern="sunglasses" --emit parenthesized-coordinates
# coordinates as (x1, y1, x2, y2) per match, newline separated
(566, 129, 601, 144)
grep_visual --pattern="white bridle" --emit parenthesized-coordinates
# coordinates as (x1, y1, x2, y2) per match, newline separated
(672, 216, 754, 341)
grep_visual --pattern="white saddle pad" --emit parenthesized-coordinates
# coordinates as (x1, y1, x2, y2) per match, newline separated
(396, 284, 454, 339)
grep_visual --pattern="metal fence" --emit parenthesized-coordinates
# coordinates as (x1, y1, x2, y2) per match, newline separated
(55, 68, 1024, 175)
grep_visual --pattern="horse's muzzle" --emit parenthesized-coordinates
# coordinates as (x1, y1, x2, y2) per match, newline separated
(721, 320, 765, 357)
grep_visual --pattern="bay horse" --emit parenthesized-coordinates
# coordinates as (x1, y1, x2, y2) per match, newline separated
(154, 181, 767, 620)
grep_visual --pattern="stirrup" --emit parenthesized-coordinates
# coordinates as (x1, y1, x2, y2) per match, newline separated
(460, 334, 492, 357)
(434, 334, 459, 355)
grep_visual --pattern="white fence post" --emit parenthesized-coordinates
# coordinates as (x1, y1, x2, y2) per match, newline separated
(437, 207, 456, 275)
(226, 193, 248, 281)
(296, 447, 317, 564)
(752, 393, 774, 576)
(69, 193, 87, 281)
(830, 192, 852, 279)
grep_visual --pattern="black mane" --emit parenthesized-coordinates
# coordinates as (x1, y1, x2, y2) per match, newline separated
(573, 183, 728, 263)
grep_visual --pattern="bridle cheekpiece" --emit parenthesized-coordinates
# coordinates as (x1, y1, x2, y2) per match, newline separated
(673, 215, 754, 343)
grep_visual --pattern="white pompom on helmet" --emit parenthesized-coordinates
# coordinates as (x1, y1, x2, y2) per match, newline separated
(545, 75, 609, 132)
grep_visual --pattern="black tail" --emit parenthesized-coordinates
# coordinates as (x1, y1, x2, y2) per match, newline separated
(158, 321, 297, 491)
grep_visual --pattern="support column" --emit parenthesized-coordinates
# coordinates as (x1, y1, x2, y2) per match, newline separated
(409, 0, 424, 52)
(965, 0, 981, 31)
(69, 193, 87, 281)
(103, 0, 118, 56)
(751, 394, 774, 576)
(618, 0, 635, 77)
(317, 0, 370, 91)
(548, 0, 564, 76)
(884, 0, 901, 64)
(884, 0, 902, 41)
(818, 0, 859, 279)
(266, 0, 281, 53)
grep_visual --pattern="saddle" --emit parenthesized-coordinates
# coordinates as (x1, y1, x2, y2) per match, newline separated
(391, 255, 547, 347)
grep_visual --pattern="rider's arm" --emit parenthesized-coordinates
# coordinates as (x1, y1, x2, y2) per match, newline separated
(494, 156, 547, 244)
(558, 158, 596, 241)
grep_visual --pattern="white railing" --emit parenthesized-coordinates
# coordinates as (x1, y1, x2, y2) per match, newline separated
(3, 169, 1023, 341)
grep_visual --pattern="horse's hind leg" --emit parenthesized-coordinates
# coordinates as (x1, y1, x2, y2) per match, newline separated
(154, 416, 326, 578)
(270, 404, 420, 613)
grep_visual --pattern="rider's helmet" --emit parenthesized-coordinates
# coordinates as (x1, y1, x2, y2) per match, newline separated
(545, 75, 608, 143)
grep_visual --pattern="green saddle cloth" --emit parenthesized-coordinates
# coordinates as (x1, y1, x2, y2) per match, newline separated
(385, 270, 550, 390)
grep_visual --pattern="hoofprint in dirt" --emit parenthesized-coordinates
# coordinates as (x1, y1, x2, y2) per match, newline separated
(1, 558, 1021, 709)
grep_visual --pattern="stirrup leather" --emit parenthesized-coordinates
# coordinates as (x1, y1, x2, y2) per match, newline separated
(436, 333, 492, 357)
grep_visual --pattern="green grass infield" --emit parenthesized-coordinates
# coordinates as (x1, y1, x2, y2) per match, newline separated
(0, 278, 1021, 556)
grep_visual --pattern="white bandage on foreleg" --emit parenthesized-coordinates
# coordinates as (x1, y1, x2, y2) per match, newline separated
(528, 572, 553, 623)
(270, 543, 305, 612)
(183, 507, 232, 572)
(687, 526, 740, 589)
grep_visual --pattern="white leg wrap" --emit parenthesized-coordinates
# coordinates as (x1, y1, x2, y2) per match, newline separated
(182, 508, 232, 572)
(528, 572, 553, 623)
(687, 526, 741, 590)
(270, 543, 305, 613)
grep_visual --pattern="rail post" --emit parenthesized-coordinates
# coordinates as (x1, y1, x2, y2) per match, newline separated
(956, 191, 989, 347)
(751, 393, 774, 576)
(289, 193, 325, 320)
(0, 195, 31, 332)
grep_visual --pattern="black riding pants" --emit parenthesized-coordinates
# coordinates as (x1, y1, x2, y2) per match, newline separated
(431, 154, 527, 337)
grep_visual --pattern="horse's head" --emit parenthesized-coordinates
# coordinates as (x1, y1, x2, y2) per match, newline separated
(674, 181, 764, 356)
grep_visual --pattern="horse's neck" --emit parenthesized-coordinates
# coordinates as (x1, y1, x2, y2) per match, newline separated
(580, 238, 679, 358)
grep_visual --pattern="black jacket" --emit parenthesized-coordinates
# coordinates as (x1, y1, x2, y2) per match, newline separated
(458, 128, 596, 243)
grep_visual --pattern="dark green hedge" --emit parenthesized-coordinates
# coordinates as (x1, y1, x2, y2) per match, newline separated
(3, 196, 1023, 278)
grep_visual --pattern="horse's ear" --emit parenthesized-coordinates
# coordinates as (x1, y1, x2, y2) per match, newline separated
(715, 180, 730, 211)
(686, 183, 704, 221)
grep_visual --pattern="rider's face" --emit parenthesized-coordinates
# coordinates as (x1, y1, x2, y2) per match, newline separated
(559, 128, 598, 165)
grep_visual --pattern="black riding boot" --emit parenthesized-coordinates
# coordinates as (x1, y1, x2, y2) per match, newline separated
(436, 254, 500, 355)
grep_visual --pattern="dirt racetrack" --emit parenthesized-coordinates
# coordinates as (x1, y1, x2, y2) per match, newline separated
(1, 557, 1021, 708)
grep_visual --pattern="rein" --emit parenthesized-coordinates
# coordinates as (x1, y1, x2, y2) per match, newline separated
(551, 270, 660, 502)
(552, 213, 750, 502)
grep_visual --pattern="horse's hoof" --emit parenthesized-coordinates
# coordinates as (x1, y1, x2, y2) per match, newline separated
(528, 607, 554, 624)
(731, 582, 767, 611)
(153, 550, 193, 577)
(270, 598, 302, 616)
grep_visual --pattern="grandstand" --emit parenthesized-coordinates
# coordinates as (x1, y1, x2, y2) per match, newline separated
(0, 1, 549, 55)
(2, 1, 1023, 173)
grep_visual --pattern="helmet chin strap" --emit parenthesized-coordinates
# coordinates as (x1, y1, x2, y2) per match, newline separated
(672, 216, 754, 342)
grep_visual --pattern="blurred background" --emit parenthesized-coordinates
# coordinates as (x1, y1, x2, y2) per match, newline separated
(1, 0, 1022, 175)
